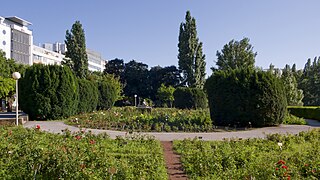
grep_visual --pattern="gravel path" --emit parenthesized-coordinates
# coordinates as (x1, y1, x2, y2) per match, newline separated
(23, 120, 320, 141)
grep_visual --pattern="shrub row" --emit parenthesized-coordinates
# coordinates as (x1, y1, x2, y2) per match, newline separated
(173, 87, 207, 109)
(19, 64, 121, 120)
(288, 106, 320, 120)
(205, 68, 287, 127)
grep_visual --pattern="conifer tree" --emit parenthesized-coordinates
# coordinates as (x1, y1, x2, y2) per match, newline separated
(178, 11, 206, 88)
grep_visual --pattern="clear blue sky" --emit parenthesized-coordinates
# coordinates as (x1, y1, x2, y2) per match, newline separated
(2, 0, 320, 76)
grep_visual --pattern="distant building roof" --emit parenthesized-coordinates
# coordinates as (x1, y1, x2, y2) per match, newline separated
(5, 16, 32, 26)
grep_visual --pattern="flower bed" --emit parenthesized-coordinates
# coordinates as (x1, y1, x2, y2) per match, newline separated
(66, 107, 212, 132)
(174, 129, 320, 179)
(0, 126, 167, 179)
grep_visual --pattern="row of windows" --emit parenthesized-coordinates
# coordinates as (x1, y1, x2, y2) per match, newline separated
(12, 30, 30, 45)
(12, 42, 29, 54)
(12, 52, 29, 64)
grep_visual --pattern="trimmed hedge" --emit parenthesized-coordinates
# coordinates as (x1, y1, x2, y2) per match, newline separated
(205, 68, 287, 127)
(77, 79, 99, 113)
(173, 87, 207, 109)
(288, 106, 320, 120)
(19, 64, 79, 120)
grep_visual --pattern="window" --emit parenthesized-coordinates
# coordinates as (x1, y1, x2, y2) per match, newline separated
(2, 30, 6, 35)
(2, 41, 6, 45)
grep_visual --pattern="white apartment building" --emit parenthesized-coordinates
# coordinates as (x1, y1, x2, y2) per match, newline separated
(40, 43, 106, 72)
(0, 16, 33, 65)
(0, 15, 106, 72)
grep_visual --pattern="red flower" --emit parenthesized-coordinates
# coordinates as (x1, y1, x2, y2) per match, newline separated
(282, 165, 288, 170)
(90, 140, 95, 144)
(287, 176, 291, 180)
(275, 168, 279, 171)
(277, 160, 286, 165)
(304, 164, 309, 166)
(36, 125, 40, 130)
(75, 135, 81, 140)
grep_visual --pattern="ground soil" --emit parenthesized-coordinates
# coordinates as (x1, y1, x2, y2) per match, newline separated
(161, 141, 188, 180)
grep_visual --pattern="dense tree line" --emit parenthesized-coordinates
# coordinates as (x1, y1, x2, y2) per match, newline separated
(297, 57, 320, 106)
(104, 59, 182, 106)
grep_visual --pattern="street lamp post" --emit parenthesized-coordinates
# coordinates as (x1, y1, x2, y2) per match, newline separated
(12, 72, 21, 126)
(134, 94, 137, 107)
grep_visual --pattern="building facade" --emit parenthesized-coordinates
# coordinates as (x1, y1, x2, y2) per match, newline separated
(87, 48, 106, 72)
(0, 15, 106, 72)
(0, 16, 33, 65)
(32, 45, 65, 65)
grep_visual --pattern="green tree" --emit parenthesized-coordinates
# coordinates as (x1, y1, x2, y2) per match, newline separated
(104, 58, 125, 83)
(64, 21, 88, 79)
(205, 68, 287, 127)
(123, 60, 149, 98)
(178, 11, 206, 88)
(299, 57, 320, 105)
(77, 79, 99, 113)
(157, 84, 175, 107)
(19, 65, 79, 120)
(149, 65, 181, 101)
(214, 38, 256, 71)
(0, 51, 26, 99)
(281, 64, 304, 106)
(96, 74, 122, 110)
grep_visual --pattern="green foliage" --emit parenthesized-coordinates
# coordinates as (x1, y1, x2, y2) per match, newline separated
(214, 38, 256, 71)
(0, 51, 27, 99)
(173, 87, 207, 109)
(283, 113, 306, 125)
(64, 21, 88, 79)
(174, 129, 320, 179)
(0, 77, 15, 99)
(298, 57, 320, 105)
(288, 106, 320, 121)
(281, 64, 304, 106)
(97, 74, 122, 110)
(157, 84, 175, 107)
(123, 60, 149, 98)
(19, 64, 79, 120)
(77, 79, 99, 113)
(0, 126, 167, 179)
(148, 65, 181, 101)
(178, 11, 206, 88)
(104, 58, 125, 83)
(66, 107, 212, 132)
(205, 68, 287, 127)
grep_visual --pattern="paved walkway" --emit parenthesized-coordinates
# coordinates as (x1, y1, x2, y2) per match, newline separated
(23, 120, 320, 141)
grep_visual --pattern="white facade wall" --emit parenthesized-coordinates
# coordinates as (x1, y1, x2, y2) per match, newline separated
(32, 45, 65, 65)
(87, 48, 105, 72)
(0, 16, 33, 65)
(0, 17, 11, 59)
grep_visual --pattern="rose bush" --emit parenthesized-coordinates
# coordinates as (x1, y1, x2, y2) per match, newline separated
(174, 129, 320, 179)
(0, 126, 167, 179)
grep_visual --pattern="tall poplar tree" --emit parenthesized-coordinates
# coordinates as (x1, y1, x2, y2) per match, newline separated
(64, 21, 88, 79)
(178, 11, 206, 88)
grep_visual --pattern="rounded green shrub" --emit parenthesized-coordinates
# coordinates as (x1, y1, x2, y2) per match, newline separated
(173, 87, 207, 109)
(97, 75, 122, 110)
(205, 68, 287, 127)
(77, 79, 99, 113)
(19, 64, 79, 120)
